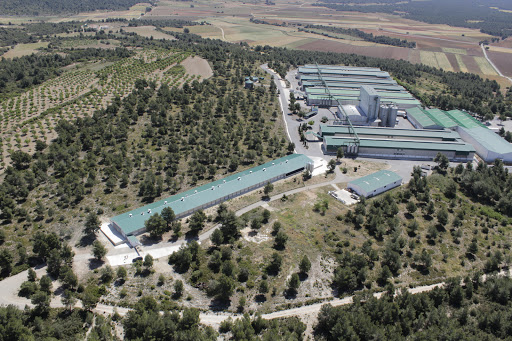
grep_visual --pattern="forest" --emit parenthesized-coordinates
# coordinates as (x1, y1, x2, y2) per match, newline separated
(0, 0, 147, 16)
(316, 276, 512, 340)
(300, 24, 416, 48)
(315, 0, 512, 38)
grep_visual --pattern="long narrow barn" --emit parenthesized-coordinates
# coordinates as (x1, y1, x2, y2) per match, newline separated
(111, 154, 313, 246)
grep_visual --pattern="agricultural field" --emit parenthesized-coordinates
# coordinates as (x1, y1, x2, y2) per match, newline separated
(1, 41, 49, 59)
(145, 0, 508, 83)
(0, 48, 207, 169)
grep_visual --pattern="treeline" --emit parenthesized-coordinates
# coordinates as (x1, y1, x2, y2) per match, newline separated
(110, 28, 508, 118)
(0, 47, 133, 98)
(456, 160, 512, 217)
(316, 276, 512, 340)
(314, 0, 512, 39)
(127, 18, 200, 28)
(301, 24, 416, 48)
(0, 0, 149, 16)
(0, 305, 115, 340)
(0, 27, 35, 47)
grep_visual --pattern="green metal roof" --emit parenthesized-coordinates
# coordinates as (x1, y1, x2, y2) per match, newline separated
(300, 75, 397, 85)
(320, 125, 461, 140)
(459, 127, 512, 154)
(425, 109, 458, 128)
(406, 107, 439, 129)
(111, 154, 313, 236)
(325, 137, 475, 153)
(348, 170, 402, 194)
(298, 67, 390, 78)
(445, 110, 486, 129)
(301, 81, 404, 91)
(306, 88, 415, 98)
(302, 64, 383, 71)
(308, 94, 421, 105)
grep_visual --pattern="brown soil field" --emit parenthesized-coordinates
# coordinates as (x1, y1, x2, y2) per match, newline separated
(487, 51, 512, 77)
(460, 55, 482, 74)
(296, 39, 409, 60)
(445, 53, 461, 72)
(181, 56, 213, 79)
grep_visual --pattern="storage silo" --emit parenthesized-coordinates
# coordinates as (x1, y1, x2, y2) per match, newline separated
(387, 105, 398, 127)
(378, 104, 390, 127)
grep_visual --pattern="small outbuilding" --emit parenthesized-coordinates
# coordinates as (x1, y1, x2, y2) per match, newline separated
(348, 170, 402, 198)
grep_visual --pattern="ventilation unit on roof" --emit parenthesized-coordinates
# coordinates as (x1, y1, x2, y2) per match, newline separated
(181, 197, 184, 201)
(223, 180, 226, 183)
(212, 186, 215, 190)
(263, 168, 266, 171)
(195, 190, 198, 193)
(164, 201, 167, 205)
(148, 209, 151, 214)
(141, 212, 144, 215)
(129, 214, 132, 218)
(285, 160, 288, 163)
(250, 171, 252, 173)
(237, 177, 241, 180)
(272, 163, 275, 165)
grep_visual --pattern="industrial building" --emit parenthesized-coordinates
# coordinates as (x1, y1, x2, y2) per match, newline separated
(348, 170, 402, 198)
(406, 106, 512, 162)
(320, 125, 475, 161)
(456, 126, 512, 163)
(296, 65, 420, 110)
(111, 154, 314, 246)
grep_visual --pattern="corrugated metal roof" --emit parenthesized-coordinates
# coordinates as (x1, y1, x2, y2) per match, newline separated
(300, 75, 397, 85)
(301, 81, 404, 91)
(425, 109, 458, 128)
(298, 67, 390, 78)
(349, 170, 402, 194)
(406, 107, 439, 129)
(302, 64, 383, 71)
(111, 154, 313, 235)
(459, 127, 512, 154)
(325, 136, 475, 152)
(445, 110, 486, 129)
(320, 125, 461, 140)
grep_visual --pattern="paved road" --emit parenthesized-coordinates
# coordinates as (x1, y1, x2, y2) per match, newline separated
(481, 44, 512, 84)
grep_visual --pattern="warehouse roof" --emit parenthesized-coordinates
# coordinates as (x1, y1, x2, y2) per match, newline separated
(111, 154, 313, 236)
(307, 88, 413, 98)
(300, 75, 397, 85)
(459, 127, 512, 155)
(320, 125, 461, 141)
(302, 64, 383, 71)
(325, 137, 475, 153)
(298, 67, 390, 78)
(349, 170, 402, 194)
(406, 107, 439, 128)
(301, 82, 404, 91)
(308, 94, 421, 105)
(425, 109, 458, 128)
(445, 110, 486, 129)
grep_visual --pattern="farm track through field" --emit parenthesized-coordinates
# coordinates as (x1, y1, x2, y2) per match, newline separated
(481, 44, 512, 83)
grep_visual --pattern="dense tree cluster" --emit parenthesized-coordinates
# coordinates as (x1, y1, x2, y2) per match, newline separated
(314, 0, 512, 38)
(0, 305, 115, 340)
(0, 0, 149, 16)
(123, 296, 217, 340)
(301, 25, 416, 48)
(0, 47, 132, 98)
(316, 276, 512, 340)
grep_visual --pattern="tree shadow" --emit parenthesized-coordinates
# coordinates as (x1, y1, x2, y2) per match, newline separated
(255, 294, 267, 303)
(298, 272, 309, 281)
(168, 235, 179, 243)
(184, 232, 199, 242)
(209, 298, 231, 312)
(139, 235, 161, 247)
(89, 259, 103, 270)
(284, 289, 297, 300)
(248, 230, 258, 237)
(79, 234, 95, 247)
(423, 214, 433, 221)
(404, 213, 414, 220)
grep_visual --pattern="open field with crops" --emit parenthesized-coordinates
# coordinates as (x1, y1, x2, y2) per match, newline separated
(1, 42, 49, 58)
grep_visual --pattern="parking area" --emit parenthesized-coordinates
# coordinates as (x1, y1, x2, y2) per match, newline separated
(329, 189, 359, 205)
